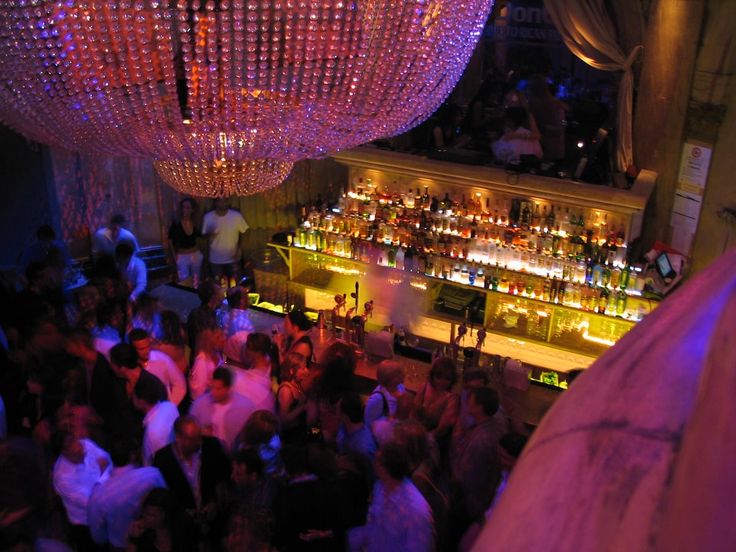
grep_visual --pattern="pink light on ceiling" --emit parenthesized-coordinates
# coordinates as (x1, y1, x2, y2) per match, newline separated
(0, 0, 492, 197)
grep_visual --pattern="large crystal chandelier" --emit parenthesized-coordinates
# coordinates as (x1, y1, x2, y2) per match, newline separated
(0, 1, 492, 197)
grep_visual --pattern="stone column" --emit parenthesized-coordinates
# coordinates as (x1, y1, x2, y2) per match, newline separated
(633, 0, 706, 249)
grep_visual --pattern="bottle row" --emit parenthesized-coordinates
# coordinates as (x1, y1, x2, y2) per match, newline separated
(289, 236, 648, 321)
(341, 180, 627, 244)
(292, 222, 641, 294)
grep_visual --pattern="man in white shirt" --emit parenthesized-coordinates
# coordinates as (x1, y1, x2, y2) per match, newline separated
(202, 198, 249, 280)
(233, 332, 276, 413)
(190, 366, 256, 453)
(133, 381, 180, 466)
(129, 329, 187, 406)
(115, 242, 147, 302)
(92, 213, 140, 258)
(52, 433, 112, 548)
(88, 440, 167, 550)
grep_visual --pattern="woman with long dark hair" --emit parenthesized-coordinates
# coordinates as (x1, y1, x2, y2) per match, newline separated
(168, 197, 203, 287)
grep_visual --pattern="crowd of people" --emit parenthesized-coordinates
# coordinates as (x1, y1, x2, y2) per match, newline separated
(386, 70, 617, 181)
(428, 73, 569, 168)
(1, 219, 529, 551)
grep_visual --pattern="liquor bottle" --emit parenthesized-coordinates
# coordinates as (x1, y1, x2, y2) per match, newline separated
(430, 196, 439, 213)
(557, 280, 566, 304)
(542, 278, 551, 301)
(597, 287, 609, 314)
(606, 289, 617, 313)
(403, 246, 415, 272)
(615, 290, 627, 316)
(620, 264, 631, 290)
(395, 246, 405, 270)
(580, 284, 591, 310)
(421, 186, 430, 208)
(403, 188, 413, 208)
(417, 253, 427, 274)
(545, 204, 556, 230)
(601, 260, 612, 288)
(509, 199, 521, 226)
(483, 267, 492, 289)
(424, 254, 434, 277)
(531, 203, 541, 228)
(558, 207, 569, 235)
(586, 261, 595, 285)
(520, 202, 532, 229)
(452, 263, 461, 282)
(500, 200, 509, 226)
(440, 193, 451, 212)
(549, 276, 558, 303)
(610, 266, 621, 289)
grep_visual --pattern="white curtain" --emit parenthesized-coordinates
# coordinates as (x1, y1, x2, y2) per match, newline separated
(544, 0, 642, 172)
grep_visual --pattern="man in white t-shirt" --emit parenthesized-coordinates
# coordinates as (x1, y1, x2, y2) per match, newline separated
(203, 198, 249, 280)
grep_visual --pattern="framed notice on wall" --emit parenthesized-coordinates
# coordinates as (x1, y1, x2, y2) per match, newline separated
(671, 140, 713, 255)
(677, 141, 712, 193)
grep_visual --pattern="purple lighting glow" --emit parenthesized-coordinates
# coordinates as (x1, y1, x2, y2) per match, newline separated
(0, 0, 492, 196)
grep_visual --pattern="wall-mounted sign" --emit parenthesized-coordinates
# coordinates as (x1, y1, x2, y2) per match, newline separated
(677, 141, 712, 193)
(485, 0, 563, 44)
(671, 141, 713, 255)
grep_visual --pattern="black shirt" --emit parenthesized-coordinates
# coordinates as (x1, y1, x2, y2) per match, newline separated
(168, 221, 201, 250)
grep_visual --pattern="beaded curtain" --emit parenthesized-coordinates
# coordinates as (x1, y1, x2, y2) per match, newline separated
(50, 144, 332, 258)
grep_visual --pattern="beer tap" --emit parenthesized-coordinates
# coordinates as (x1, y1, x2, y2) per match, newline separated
(332, 293, 346, 328)
(350, 281, 360, 311)
(476, 327, 487, 350)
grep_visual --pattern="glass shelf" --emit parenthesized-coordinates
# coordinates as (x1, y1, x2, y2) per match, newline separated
(272, 243, 637, 388)
(272, 243, 655, 322)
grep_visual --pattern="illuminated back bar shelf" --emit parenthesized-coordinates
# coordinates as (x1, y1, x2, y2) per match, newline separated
(269, 243, 658, 385)
(270, 148, 658, 388)
(332, 147, 656, 244)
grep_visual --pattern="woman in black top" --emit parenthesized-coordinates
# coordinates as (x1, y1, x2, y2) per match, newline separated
(168, 197, 203, 287)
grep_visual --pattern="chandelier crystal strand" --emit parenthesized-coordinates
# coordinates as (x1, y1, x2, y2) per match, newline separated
(0, 0, 493, 197)
(154, 158, 294, 197)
